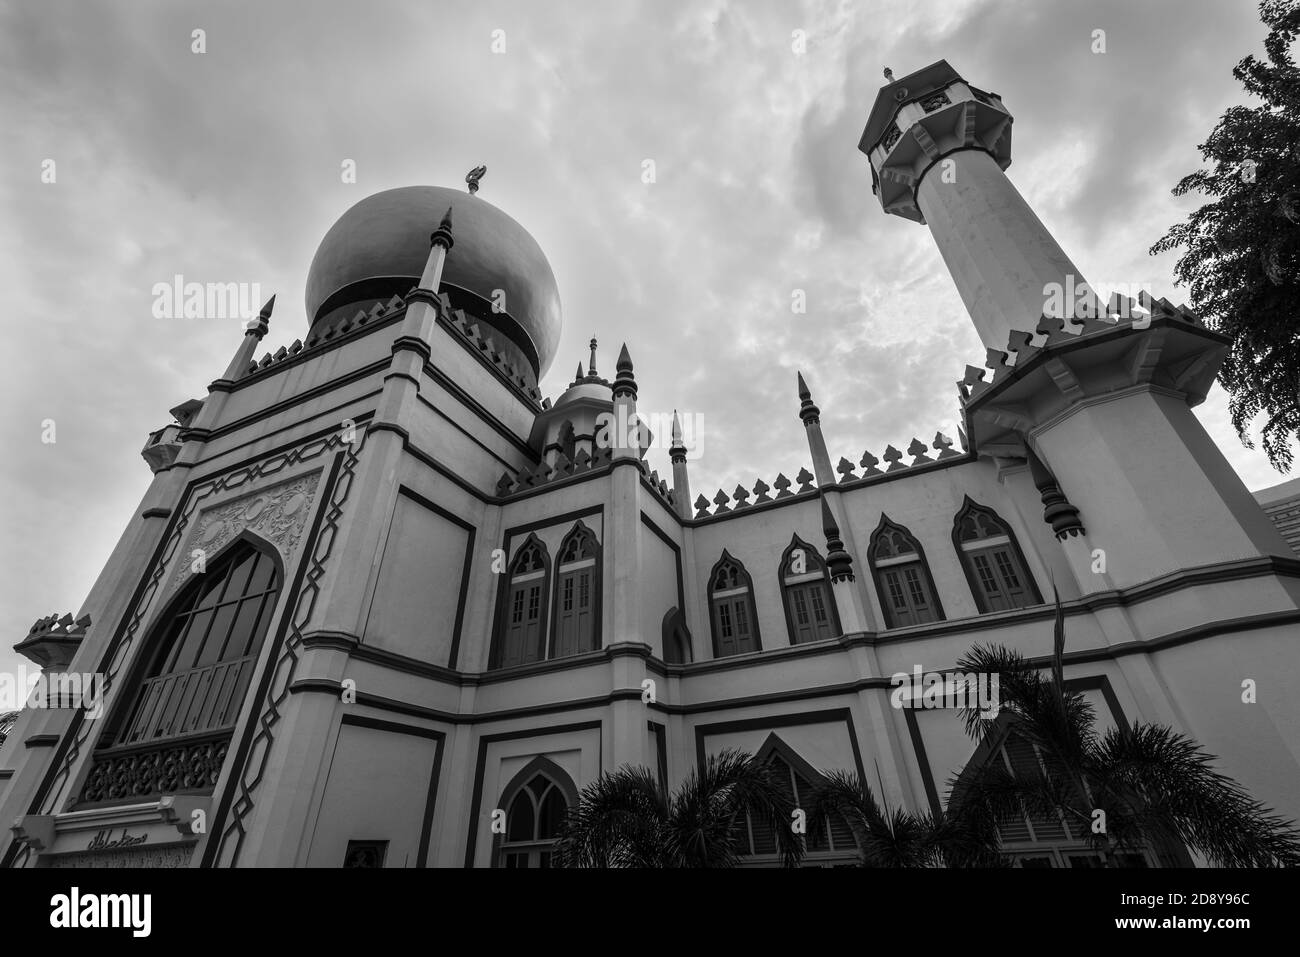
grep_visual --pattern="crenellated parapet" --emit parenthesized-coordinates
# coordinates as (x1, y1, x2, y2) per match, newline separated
(495, 446, 615, 498)
(692, 468, 817, 519)
(835, 432, 964, 485)
(15, 613, 91, 671)
(956, 293, 1223, 457)
(241, 290, 545, 407)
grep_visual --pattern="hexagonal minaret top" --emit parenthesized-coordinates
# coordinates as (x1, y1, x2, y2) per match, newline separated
(859, 59, 1012, 223)
(858, 60, 1089, 353)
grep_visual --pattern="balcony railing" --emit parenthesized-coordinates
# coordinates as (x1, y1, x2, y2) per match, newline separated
(118, 656, 254, 744)
(77, 656, 255, 806)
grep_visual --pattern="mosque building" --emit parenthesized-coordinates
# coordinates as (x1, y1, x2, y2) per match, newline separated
(2, 60, 1298, 868)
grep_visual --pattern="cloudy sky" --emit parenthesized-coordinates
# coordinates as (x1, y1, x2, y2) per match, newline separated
(0, 0, 1292, 688)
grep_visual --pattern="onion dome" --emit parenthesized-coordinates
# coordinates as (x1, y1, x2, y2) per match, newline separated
(305, 185, 562, 380)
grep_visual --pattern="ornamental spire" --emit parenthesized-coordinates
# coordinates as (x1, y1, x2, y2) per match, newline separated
(246, 295, 275, 339)
(797, 371, 820, 425)
(613, 343, 637, 400)
(821, 494, 855, 582)
(430, 206, 454, 251)
(669, 410, 687, 463)
(588, 337, 598, 377)
(1026, 445, 1085, 540)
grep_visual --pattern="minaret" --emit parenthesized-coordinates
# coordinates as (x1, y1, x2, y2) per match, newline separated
(797, 372, 835, 488)
(861, 60, 1291, 589)
(607, 343, 647, 770)
(669, 410, 692, 521)
(859, 61, 1090, 352)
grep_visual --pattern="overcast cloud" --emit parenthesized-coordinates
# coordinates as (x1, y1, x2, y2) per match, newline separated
(0, 0, 1292, 684)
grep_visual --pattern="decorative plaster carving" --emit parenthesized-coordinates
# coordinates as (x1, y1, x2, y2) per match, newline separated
(46, 843, 195, 868)
(172, 473, 320, 588)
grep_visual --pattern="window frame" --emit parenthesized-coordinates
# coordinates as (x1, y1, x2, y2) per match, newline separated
(868, 515, 945, 628)
(706, 550, 762, 659)
(491, 755, 580, 868)
(110, 534, 284, 748)
(549, 521, 602, 659)
(777, 535, 841, 645)
(490, 533, 552, 670)
(951, 497, 1043, 613)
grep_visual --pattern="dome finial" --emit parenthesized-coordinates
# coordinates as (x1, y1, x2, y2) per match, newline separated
(466, 165, 487, 195)
(588, 337, 598, 377)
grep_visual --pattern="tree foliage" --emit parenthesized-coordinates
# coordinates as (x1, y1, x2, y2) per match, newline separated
(1151, 0, 1300, 469)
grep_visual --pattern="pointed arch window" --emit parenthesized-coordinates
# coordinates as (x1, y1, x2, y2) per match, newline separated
(79, 538, 282, 805)
(662, 607, 693, 664)
(551, 522, 600, 659)
(736, 735, 859, 867)
(951, 721, 1169, 868)
(953, 499, 1042, 613)
(494, 758, 579, 868)
(707, 552, 761, 658)
(869, 517, 944, 628)
(493, 535, 550, 669)
(778, 537, 840, 644)
(557, 420, 577, 463)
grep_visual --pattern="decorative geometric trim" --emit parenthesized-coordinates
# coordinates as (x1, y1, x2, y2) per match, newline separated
(208, 432, 364, 867)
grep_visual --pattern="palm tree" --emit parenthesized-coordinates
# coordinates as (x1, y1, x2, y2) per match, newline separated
(812, 769, 1005, 867)
(551, 748, 804, 867)
(949, 595, 1300, 867)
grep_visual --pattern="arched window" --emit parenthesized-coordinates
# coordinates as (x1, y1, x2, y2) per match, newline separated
(778, 536, 840, 644)
(952, 498, 1042, 612)
(551, 522, 600, 658)
(735, 735, 858, 867)
(707, 551, 761, 658)
(661, 607, 693, 664)
(120, 540, 281, 746)
(493, 535, 550, 669)
(80, 538, 283, 806)
(495, 757, 579, 868)
(869, 516, 944, 627)
(951, 721, 1168, 868)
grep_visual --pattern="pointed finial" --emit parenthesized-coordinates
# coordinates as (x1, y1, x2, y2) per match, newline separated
(797, 371, 820, 426)
(883, 67, 895, 82)
(466, 165, 487, 194)
(669, 410, 687, 463)
(430, 206, 455, 250)
(573, 362, 585, 385)
(245, 294, 275, 339)
(821, 494, 855, 582)
(588, 337, 598, 377)
(613, 343, 637, 400)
